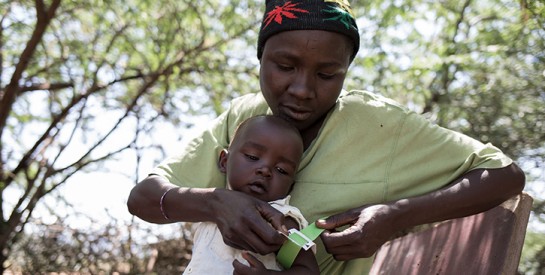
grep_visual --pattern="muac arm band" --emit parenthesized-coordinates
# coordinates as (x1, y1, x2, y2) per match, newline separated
(277, 222, 325, 269)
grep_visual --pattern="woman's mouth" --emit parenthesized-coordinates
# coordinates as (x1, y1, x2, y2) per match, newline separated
(282, 105, 312, 121)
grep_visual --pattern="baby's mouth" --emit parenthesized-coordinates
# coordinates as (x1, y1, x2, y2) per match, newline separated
(248, 181, 266, 194)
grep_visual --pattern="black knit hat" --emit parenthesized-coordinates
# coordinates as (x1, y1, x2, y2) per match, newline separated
(257, 0, 360, 61)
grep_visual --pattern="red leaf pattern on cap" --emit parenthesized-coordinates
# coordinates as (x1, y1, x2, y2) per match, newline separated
(263, 1, 309, 29)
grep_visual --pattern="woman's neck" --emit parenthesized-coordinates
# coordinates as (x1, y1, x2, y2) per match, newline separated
(300, 116, 326, 150)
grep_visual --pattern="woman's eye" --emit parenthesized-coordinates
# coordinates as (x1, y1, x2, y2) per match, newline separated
(277, 64, 293, 71)
(318, 73, 335, 80)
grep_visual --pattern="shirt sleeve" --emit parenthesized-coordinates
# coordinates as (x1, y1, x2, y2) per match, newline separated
(151, 93, 270, 188)
(151, 110, 230, 188)
(385, 110, 513, 200)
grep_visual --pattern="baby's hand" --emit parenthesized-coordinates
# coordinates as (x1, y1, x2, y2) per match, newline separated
(232, 251, 270, 275)
(276, 224, 289, 236)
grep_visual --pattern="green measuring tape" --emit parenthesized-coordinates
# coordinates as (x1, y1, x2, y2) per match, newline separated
(276, 222, 325, 269)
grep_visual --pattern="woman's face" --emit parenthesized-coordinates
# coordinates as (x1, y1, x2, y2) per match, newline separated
(259, 30, 352, 132)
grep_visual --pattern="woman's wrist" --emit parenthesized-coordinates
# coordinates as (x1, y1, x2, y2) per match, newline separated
(207, 188, 236, 224)
(159, 186, 220, 223)
(386, 199, 418, 234)
(159, 187, 179, 221)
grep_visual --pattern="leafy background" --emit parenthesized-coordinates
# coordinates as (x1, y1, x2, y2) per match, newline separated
(1, 0, 544, 273)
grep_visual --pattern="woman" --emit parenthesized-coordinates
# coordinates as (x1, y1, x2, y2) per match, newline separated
(127, 0, 525, 273)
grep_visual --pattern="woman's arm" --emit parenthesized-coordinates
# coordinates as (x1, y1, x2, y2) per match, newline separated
(317, 163, 526, 260)
(127, 175, 286, 254)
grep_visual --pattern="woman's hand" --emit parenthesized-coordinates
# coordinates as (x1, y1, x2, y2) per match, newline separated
(128, 176, 286, 255)
(316, 204, 398, 260)
(212, 189, 287, 255)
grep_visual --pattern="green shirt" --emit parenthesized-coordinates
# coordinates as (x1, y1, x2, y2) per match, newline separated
(153, 90, 512, 274)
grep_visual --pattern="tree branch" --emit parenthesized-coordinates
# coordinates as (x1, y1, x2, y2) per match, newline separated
(3, 71, 148, 189)
(19, 82, 74, 93)
(0, 0, 61, 168)
(423, 0, 471, 115)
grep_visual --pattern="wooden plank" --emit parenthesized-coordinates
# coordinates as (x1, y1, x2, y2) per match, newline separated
(370, 192, 533, 275)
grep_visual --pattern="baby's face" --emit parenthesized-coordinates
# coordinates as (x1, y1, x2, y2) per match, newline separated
(221, 118, 303, 202)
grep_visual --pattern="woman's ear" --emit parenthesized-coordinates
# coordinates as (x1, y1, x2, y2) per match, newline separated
(218, 149, 229, 173)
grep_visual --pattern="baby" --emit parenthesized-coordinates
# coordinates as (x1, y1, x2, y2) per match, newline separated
(183, 115, 318, 274)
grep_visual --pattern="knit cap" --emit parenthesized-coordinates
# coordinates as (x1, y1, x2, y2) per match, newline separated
(257, 0, 360, 61)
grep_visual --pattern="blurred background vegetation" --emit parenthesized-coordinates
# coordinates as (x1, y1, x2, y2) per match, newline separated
(1, 0, 543, 273)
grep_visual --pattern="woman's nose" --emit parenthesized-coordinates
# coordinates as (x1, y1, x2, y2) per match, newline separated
(288, 72, 315, 100)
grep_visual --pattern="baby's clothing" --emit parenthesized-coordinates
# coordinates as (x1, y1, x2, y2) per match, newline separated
(183, 195, 308, 274)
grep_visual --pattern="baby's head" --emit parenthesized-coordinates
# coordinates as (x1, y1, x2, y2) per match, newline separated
(219, 115, 304, 202)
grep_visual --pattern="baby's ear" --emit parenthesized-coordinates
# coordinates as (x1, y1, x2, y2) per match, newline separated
(218, 149, 229, 173)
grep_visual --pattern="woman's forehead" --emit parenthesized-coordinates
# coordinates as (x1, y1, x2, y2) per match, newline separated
(263, 30, 353, 64)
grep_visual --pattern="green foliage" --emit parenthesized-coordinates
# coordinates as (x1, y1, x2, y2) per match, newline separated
(0, 0, 262, 272)
(520, 230, 545, 274)
(348, 0, 545, 162)
(1, 0, 544, 273)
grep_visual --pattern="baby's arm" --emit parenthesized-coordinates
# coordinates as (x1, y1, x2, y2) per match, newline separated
(232, 217, 320, 275)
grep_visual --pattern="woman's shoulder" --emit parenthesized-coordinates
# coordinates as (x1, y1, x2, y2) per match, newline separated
(221, 93, 270, 140)
(337, 90, 410, 115)
(229, 92, 270, 117)
(231, 92, 268, 108)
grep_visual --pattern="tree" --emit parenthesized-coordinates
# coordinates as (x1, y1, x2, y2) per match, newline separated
(348, 0, 545, 162)
(9, 215, 193, 274)
(2, 0, 544, 273)
(0, 0, 262, 272)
